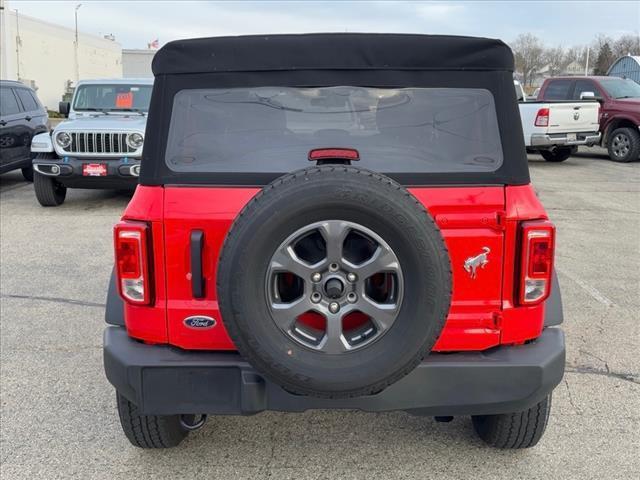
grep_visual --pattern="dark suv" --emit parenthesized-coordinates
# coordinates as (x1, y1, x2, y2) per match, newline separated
(0, 80, 48, 181)
(538, 76, 640, 162)
(104, 34, 565, 450)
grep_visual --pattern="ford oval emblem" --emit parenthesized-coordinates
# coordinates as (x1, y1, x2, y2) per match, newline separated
(183, 316, 216, 329)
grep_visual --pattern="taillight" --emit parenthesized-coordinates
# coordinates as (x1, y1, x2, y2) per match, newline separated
(534, 108, 549, 127)
(518, 220, 555, 305)
(114, 221, 152, 305)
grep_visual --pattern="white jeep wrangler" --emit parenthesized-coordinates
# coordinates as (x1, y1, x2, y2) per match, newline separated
(30, 78, 152, 206)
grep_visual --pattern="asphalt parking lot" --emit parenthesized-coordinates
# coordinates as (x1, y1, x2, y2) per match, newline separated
(1, 148, 638, 479)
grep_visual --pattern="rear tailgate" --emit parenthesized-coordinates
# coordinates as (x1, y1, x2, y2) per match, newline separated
(547, 101, 599, 134)
(162, 185, 507, 352)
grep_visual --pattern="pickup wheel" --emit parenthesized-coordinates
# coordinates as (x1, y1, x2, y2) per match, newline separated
(217, 166, 452, 399)
(33, 153, 66, 206)
(607, 127, 640, 163)
(540, 147, 574, 162)
(471, 394, 552, 449)
(116, 392, 195, 448)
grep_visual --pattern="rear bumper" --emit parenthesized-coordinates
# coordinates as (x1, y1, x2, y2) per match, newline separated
(33, 156, 139, 189)
(530, 131, 601, 147)
(104, 326, 565, 417)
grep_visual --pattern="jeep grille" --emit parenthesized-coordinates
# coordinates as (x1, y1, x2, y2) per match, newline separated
(63, 132, 136, 155)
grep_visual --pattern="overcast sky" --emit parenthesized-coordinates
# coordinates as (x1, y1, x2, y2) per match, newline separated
(7, 0, 640, 49)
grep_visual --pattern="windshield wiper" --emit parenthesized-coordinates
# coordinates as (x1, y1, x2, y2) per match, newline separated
(117, 108, 147, 116)
(80, 108, 111, 115)
(616, 95, 638, 99)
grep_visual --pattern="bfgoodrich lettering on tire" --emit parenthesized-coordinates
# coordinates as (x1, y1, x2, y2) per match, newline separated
(217, 166, 452, 399)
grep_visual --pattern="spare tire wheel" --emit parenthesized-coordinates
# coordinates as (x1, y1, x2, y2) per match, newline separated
(217, 166, 452, 398)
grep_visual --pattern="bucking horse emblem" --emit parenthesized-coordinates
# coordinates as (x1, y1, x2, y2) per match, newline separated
(464, 247, 490, 279)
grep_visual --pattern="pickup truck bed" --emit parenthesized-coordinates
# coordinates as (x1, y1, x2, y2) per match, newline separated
(519, 100, 600, 153)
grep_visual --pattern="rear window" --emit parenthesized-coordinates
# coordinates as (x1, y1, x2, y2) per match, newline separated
(165, 87, 503, 175)
(15, 88, 39, 112)
(543, 80, 572, 100)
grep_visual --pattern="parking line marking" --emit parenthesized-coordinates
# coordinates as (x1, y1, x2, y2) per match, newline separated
(557, 268, 615, 307)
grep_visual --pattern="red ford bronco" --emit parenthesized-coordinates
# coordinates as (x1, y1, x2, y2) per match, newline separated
(104, 34, 565, 449)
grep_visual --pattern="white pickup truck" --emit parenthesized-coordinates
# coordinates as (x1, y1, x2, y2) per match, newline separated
(515, 80, 601, 162)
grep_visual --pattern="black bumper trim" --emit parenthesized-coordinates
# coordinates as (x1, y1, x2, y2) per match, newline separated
(105, 268, 124, 326)
(104, 326, 565, 416)
(32, 157, 140, 189)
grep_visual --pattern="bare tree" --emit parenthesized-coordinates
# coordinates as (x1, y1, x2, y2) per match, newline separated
(566, 45, 587, 66)
(594, 42, 615, 75)
(590, 34, 614, 63)
(613, 33, 640, 57)
(509, 32, 637, 82)
(511, 34, 545, 86)
(545, 46, 568, 76)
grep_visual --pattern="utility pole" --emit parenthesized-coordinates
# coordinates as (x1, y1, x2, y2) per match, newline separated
(584, 47, 590, 76)
(74, 3, 82, 83)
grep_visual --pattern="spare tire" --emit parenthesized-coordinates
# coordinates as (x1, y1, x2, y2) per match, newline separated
(217, 166, 451, 398)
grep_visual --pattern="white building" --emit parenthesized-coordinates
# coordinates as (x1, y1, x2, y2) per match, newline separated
(122, 49, 155, 78)
(0, 0, 122, 109)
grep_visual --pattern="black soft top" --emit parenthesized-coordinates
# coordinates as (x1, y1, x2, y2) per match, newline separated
(153, 33, 513, 75)
(142, 33, 529, 187)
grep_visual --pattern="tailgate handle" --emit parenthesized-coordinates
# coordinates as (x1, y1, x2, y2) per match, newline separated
(190, 230, 205, 299)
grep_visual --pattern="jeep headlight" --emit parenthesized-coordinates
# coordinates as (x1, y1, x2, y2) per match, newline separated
(55, 132, 72, 148)
(127, 132, 144, 149)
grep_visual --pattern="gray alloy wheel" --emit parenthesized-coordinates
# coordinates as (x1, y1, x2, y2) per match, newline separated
(266, 220, 403, 353)
(611, 132, 631, 159)
(607, 127, 640, 163)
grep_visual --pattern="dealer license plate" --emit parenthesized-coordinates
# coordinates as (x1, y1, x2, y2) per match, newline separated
(567, 133, 577, 142)
(83, 163, 108, 176)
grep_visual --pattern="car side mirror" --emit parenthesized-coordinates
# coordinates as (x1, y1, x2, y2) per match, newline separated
(579, 91, 596, 100)
(58, 101, 70, 117)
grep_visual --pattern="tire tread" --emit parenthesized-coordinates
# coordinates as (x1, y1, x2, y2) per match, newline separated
(116, 392, 188, 448)
(33, 153, 66, 206)
(472, 395, 552, 449)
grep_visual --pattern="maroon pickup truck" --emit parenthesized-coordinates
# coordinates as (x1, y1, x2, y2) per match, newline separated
(538, 76, 640, 162)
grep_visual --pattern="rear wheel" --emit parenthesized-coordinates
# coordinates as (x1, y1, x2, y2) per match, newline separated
(607, 127, 640, 163)
(540, 147, 574, 162)
(33, 153, 66, 206)
(472, 395, 552, 449)
(21, 166, 34, 182)
(116, 392, 197, 448)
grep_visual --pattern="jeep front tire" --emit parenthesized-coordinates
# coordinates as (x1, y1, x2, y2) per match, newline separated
(33, 153, 66, 206)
